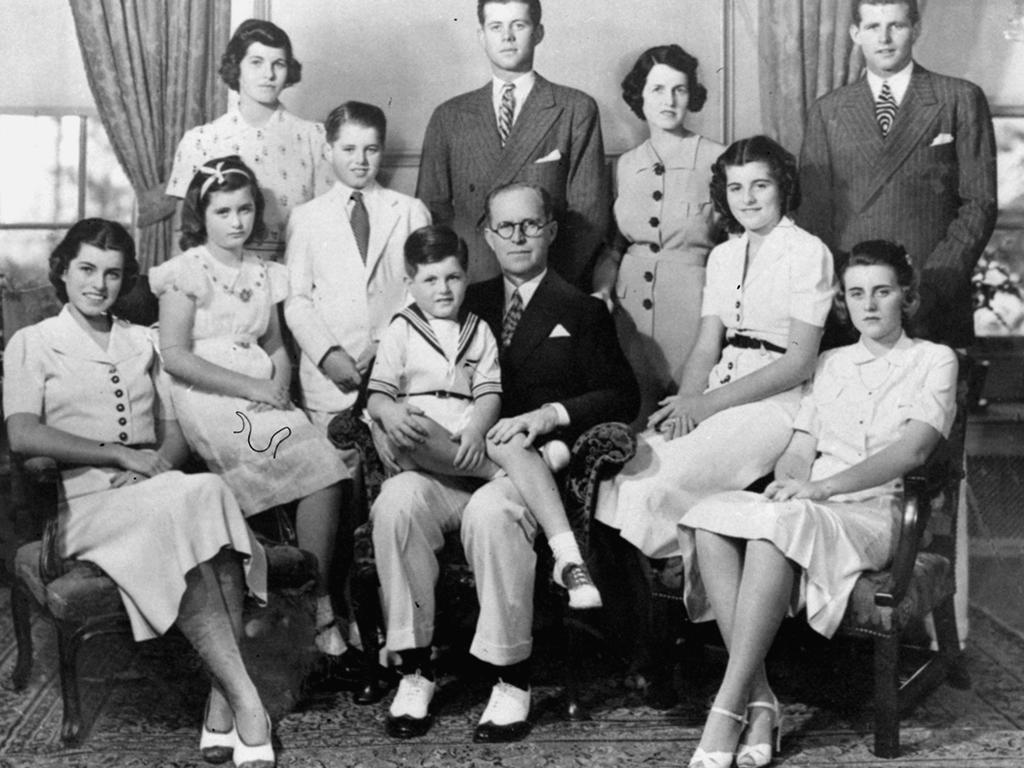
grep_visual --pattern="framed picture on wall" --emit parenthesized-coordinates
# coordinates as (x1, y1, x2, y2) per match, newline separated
(994, 106, 1024, 226)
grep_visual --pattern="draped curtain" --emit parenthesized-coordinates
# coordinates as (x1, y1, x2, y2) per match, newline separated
(69, 0, 231, 270)
(758, 0, 862, 154)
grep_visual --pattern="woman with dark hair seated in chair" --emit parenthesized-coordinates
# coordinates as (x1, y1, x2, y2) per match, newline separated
(3, 219, 275, 768)
(679, 241, 957, 768)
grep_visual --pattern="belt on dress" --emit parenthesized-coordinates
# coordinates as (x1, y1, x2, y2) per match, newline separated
(726, 334, 787, 355)
(401, 390, 473, 401)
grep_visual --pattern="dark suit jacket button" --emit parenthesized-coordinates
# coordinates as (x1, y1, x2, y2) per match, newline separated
(649, 217, 660, 227)
(644, 271, 654, 282)
(642, 299, 653, 309)
(650, 244, 661, 254)
(469, 184, 476, 192)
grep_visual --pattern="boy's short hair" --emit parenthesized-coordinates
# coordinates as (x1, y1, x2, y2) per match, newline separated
(324, 102, 387, 145)
(404, 225, 469, 277)
(477, 0, 542, 26)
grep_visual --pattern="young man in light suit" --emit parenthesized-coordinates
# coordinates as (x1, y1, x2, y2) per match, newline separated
(799, 0, 997, 647)
(371, 183, 638, 742)
(286, 101, 431, 431)
(416, 0, 610, 290)
(799, 0, 997, 349)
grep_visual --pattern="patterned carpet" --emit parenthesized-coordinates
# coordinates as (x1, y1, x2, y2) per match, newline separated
(1, 585, 1022, 768)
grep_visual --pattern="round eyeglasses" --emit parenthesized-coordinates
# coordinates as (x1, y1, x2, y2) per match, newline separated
(486, 218, 551, 240)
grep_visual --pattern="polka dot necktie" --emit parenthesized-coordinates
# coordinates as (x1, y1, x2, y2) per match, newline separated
(501, 289, 523, 347)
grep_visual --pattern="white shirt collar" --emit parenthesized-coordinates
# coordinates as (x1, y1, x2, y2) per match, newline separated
(866, 61, 914, 106)
(333, 179, 380, 207)
(491, 71, 536, 124)
(504, 269, 546, 309)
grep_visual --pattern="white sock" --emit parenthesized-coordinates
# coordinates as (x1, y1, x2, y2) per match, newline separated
(548, 531, 582, 569)
(315, 596, 348, 656)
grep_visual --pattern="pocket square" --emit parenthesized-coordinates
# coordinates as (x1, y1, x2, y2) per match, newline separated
(535, 149, 562, 164)
(930, 133, 954, 146)
(549, 323, 571, 338)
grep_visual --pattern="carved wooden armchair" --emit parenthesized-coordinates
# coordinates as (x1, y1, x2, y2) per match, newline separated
(646, 353, 973, 758)
(3, 277, 319, 746)
(327, 412, 637, 716)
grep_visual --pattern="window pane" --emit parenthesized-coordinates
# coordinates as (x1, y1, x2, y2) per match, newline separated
(84, 117, 134, 223)
(0, 115, 81, 224)
(0, 229, 62, 291)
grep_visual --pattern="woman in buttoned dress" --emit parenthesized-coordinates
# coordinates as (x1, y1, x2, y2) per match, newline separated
(3, 219, 273, 764)
(166, 19, 333, 261)
(595, 136, 835, 560)
(679, 240, 957, 768)
(593, 45, 725, 425)
(151, 156, 354, 676)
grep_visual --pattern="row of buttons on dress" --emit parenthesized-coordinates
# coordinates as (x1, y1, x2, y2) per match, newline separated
(109, 365, 129, 442)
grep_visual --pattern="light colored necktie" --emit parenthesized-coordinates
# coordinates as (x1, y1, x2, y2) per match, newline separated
(498, 82, 516, 147)
(501, 289, 523, 347)
(876, 80, 897, 137)
(350, 191, 370, 263)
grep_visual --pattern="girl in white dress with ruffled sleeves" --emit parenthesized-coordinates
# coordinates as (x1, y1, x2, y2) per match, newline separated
(151, 155, 354, 674)
(680, 240, 957, 768)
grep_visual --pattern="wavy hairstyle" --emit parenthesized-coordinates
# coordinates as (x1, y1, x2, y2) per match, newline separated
(49, 218, 139, 314)
(477, 0, 542, 26)
(709, 135, 801, 234)
(219, 19, 302, 91)
(178, 155, 267, 251)
(621, 44, 708, 120)
(833, 239, 920, 326)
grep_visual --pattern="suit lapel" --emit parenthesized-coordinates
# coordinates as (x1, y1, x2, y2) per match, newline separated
(365, 189, 399, 281)
(460, 84, 505, 180)
(840, 80, 885, 167)
(857, 66, 942, 212)
(492, 75, 562, 189)
(502, 272, 564, 369)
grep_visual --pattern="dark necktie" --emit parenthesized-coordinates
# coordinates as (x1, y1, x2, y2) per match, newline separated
(350, 191, 370, 263)
(498, 83, 516, 147)
(876, 80, 897, 137)
(501, 289, 523, 347)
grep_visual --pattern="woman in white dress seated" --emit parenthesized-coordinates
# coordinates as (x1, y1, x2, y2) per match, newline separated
(3, 219, 274, 767)
(680, 240, 958, 768)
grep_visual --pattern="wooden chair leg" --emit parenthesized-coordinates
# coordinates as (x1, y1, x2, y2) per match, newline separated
(56, 623, 86, 746)
(933, 595, 969, 689)
(10, 579, 35, 691)
(351, 570, 386, 705)
(872, 633, 901, 758)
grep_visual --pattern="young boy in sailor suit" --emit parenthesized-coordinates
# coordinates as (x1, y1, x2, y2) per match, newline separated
(366, 224, 601, 609)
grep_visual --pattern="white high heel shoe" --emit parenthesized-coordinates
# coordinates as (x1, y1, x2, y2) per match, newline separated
(198, 694, 235, 764)
(736, 695, 782, 768)
(689, 706, 747, 768)
(233, 711, 275, 768)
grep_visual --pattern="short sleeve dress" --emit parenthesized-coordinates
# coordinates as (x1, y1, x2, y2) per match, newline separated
(679, 335, 958, 637)
(166, 105, 335, 260)
(613, 134, 724, 423)
(2, 307, 267, 641)
(149, 247, 349, 514)
(594, 218, 836, 558)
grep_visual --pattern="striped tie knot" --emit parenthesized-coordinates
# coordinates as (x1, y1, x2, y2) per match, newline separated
(876, 80, 897, 137)
(498, 82, 516, 147)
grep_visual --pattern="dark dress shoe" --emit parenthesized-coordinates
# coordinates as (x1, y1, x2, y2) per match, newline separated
(385, 712, 434, 739)
(307, 647, 365, 692)
(473, 719, 532, 743)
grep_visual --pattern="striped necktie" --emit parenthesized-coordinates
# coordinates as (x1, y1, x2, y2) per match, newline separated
(501, 289, 523, 347)
(350, 191, 370, 263)
(498, 82, 516, 147)
(876, 80, 897, 137)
